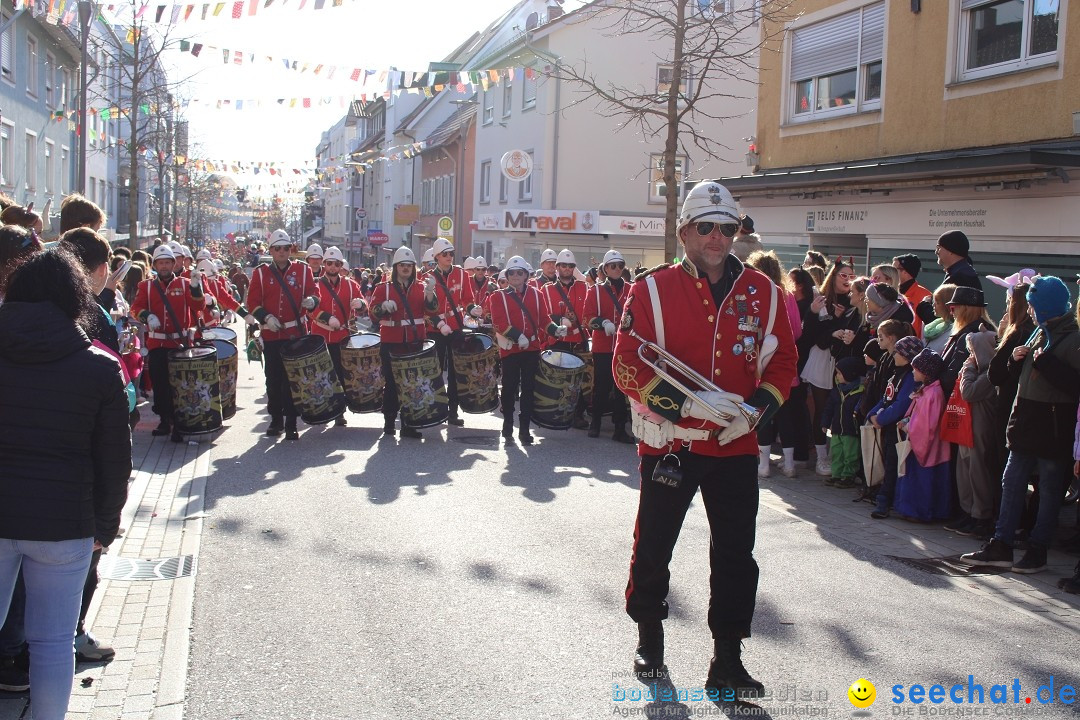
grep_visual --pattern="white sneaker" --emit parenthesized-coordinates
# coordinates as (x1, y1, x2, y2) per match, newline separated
(815, 459, 832, 477)
(757, 447, 771, 479)
(781, 462, 797, 478)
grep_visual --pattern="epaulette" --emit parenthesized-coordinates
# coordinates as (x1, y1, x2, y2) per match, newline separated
(634, 263, 671, 281)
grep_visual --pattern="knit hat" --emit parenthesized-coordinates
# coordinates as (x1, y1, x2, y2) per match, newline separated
(866, 283, 890, 309)
(1026, 276, 1072, 325)
(937, 230, 970, 257)
(894, 254, 921, 278)
(911, 348, 944, 383)
(835, 357, 867, 382)
(863, 338, 885, 364)
(893, 336, 925, 362)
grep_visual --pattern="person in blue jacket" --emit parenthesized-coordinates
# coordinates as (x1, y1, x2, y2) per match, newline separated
(867, 335, 924, 519)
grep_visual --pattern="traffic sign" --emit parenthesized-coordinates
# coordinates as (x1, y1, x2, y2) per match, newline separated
(438, 216, 454, 236)
(355, 208, 367, 220)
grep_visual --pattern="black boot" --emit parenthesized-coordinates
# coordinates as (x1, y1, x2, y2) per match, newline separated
(519, 415, 534, 445)
(152, 420, 172, 437)
(613, 425, 636, 444)
(588, 418, 601, 439)
(705, 636, 764, 700)
(266, 417, 284, 437)
(633, 621, 665, 678)
(285, 418, 299, 441)
(502, 417, 514, 440)
(402, 426, 422, 439)
(1058, 561, 1080, 594)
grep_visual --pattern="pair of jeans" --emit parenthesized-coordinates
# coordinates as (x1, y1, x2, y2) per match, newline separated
(994, 451, 1070, 549)
(0, 537, 93, 720)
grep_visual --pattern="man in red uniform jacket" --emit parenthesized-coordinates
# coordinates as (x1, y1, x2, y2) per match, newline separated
(542, 249, 591, 429)
(613, 181, 797, 700)
(426, 237, 469, 426)
(369, 246, 437, 439)
(490, 255, 547, 445)
(247, 230, 320, 440)
(461, 256, 496, 324)
(311, 246, 366, 427)
(131, 244, 206, 441)
(584, 249, 634, 443)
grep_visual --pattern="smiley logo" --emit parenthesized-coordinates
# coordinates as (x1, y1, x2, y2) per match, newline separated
(848, 678, 876, 709)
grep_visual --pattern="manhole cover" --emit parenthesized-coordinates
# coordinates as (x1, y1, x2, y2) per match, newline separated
(885, 555, 1007, 577)
(450, 435, 501, 446)
(98, 555, 195, 581)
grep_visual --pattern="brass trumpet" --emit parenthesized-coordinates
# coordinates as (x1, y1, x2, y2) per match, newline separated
(629, 330, 765, 429)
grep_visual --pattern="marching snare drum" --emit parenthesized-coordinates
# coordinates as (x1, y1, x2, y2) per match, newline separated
(451, 330, 500, 414)
(340, 332, 384, 413)
(168, 346, 222, 435)
(389, 340, 449, 429)
(532, 350, 586, 430)
(281, 335, 347, 425)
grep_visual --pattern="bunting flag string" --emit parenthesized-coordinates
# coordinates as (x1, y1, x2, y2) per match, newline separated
(90, 0, 355, 24)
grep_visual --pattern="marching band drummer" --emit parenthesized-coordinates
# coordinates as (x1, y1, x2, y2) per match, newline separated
(131, 244, 206, 442)
(584, 250, 635, 444)
(542, 249, 591, 429)
(490, 256, 547, 445)
(194, 258, 249, 328)
(247, 229, 321, 441)
(462, 256, 497, 324)
(613, 181, 797, 700)
(305, 243, 324, 279)
(311, 246, 366, 428)
(529, 248, 558, 288)
(427, 237, 468, 427)
(369, 246, 437, 439)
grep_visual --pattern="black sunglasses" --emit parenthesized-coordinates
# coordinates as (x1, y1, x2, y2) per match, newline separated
(607, 262, 625, 269)
(695, 221, 739, 238)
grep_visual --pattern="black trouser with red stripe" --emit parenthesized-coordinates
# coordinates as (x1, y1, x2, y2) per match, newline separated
(500, 351, 540, 431)
(591, 351, 628, 430)
(432, 333, 459, 417)
(262, 340, 298, 427)
(626, 451, 759, 639)
(148, 347, 175, 425)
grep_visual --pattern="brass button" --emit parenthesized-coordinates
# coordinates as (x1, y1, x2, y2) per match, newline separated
(715, 351, 722, 357)
(702, 299, 708, 305)
(696, 282, 702, 289)
(714, 369, 721, 376)
(708, 315, 715, 323)
(716, 334, 722, 340)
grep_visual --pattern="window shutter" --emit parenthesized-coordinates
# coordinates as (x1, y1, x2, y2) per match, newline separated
(790, 8, 861, 81)
(860, 3, 886, 64)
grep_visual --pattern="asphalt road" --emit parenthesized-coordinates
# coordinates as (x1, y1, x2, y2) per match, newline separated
(185, 342, 1079, 720)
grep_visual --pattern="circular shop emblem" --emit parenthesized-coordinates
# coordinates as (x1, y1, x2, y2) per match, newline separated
(500, 150, 533, 182)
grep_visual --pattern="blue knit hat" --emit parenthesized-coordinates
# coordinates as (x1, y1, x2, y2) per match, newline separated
(1026, 276, 1071, 325)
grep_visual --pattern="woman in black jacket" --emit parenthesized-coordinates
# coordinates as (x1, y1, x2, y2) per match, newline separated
(0, 248, 131, 720)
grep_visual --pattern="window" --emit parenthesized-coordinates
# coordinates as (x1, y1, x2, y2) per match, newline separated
(26, 37, 38, 98)
(522, 70, 537, 109)
(87, 176, 95, 203)
(421, 178, 431, 214)
(24, 131, 36, 190)
(958, 0, 1059, 81)
(648, 153, 686, 204)
(499, 172, 509, 204)
(693, 0, 733, 19)
(479, 160, 491, 203)
(482, 88, 494, 125)
(789, 2, 884, 122)
(502, 79, 513, 118)
(0, 121, 12, 186)
(60, 146, 68, 193)
(45, 53, 55, 107)
(1, 12, 13, 83)
(44, 140, 53, 194)
(656, 64, 691, 97)
(107, 182, 114, 218)
(518, 151, 533, 202)
(99, 179, 105, 209)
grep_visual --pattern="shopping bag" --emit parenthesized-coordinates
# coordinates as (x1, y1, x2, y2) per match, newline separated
(896, 426, 913, 477)
(939, 381, 974, 447)
(800, 344, 836, 390)
(860, 424, 884, 487)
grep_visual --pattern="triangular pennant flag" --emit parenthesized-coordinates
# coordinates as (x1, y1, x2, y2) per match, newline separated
(183, 5, 194, 20)
(170, 5, 181, 23)
(201, 3, 209, 19)
(488, 69, 500, 83)
(213, 2, 224, 14)
(231, 1, 242, 18)
(179, 39, 190, 51)
(154, 5, 164, 21)
(313, 0, 323, 8)
(233, 50, 242, 64)
(302, 98, 311, 108)
(236, 100, 243, 109)
(248, 0, 257, 15)
(222, 48, 229, 63)
(349, 68, 361, 81)
(191, 43, 202, 56)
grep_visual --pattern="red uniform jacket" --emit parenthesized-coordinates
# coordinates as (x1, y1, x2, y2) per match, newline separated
(542, 279, 589, 346)
(528, 272, 557, 291)
(489, 286, 548, 357)
(613, 259, 798, 458)
(131, 274, 205, 350)
(247, 260, 320, 342)
(461, 274, 497, 314)
(584, 279, 630, 353)
(312, 274, 365, 345)
(429, 265, 468, 332)
(369, 279, 432, 345)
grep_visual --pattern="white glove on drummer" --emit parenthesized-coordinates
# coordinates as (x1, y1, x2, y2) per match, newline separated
(147, 314, 161, 331)
(423, 275, 436, 295)
(328, 316, 342, 330)
(205, 295, 216, 308)
(717, 413, 753, 446)
(603, 320, 616, 336)
(265, 315, 282, 332)
(244, 313, 258, 326)
(301, 296, 317, 310)
(517, 334, 530, 350)
(350, 298, 366, 311)
(560, 317, 574, 328)
(554, 325, 568, 338)
(189, 271, 201, 290)
(680, 390, 746, 424)
(497, 335, 513, 351)
(469, 305, 483, 319)
(381, 300, 398, 314)
(437, 321, 452, 336)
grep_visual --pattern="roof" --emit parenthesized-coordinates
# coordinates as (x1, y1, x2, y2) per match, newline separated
(423, 104, 477, 149)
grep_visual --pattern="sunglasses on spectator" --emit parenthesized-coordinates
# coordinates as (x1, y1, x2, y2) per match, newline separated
(838, 272, 855, 279)
(506, 269, 528, 276)
(438, 251, 454, 257)
(606, 262, 625, 269)
(694, 221, 740, 238)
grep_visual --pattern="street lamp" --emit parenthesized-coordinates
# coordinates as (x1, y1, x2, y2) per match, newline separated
(77, 0, 94, 194)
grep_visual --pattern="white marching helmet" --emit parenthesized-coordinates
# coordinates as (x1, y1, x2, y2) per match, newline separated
(463, 256, 480, 270)
(269, 229, 292, 247)
(323, 246, 345, 263)
(602, 249, 625, 267)
(504, 255, 532, 273)
(167, 241, 184, 254)
(432, 237, 454, 256)
(556, 249, 576, 266)
(392, 246, 417, 266)
(475, 256, 487, 267)
(539, 248, 558, 264)
(213, 259, 225, 270)
(421, 247, 435, 264)
(306, 243, 324, 258)
(196, 248, 212, 261)
(180, 245, 193, 259)
(197, 259, 217, 277)
(677, 181, 741, 232)
(152, 245, 175, 262)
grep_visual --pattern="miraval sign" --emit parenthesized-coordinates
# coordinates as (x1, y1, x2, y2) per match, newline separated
(478, 209, 602, 235)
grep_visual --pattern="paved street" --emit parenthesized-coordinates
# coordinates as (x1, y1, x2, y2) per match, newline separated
(3, 322, 1079, 719)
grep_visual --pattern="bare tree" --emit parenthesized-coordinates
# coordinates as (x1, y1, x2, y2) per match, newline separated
(541, 0, 795, 260)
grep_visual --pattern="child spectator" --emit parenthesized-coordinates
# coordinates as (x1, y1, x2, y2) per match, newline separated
(922, 284, 957, 354)
(868, 335, 923, 519)
(821, 357, 866, 488)
(949, 330, 1000, 538)
(894, 348, 952, 522)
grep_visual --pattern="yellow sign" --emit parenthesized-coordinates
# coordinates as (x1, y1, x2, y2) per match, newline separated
(437, 216, 454, 236)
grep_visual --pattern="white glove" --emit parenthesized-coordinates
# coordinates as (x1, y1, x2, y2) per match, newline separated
(328, 316, 342, 330)
(423, 275, 436, 295)
(680, 390, 746, 424)
(469, 305, 483, 319)
(438, 321, 452, 336)
(244, 313, 258, 326)
(717, 413, 753, 446)
(147, 314, 161, 331)
(560, 317, 574, 328)
(603, 320, 616, 336)
(265, 315, 282, 332)
(381, 300, 398, 314)
(350, 298, 365, 310)
(189, 272, 201, 289)
(301, 296, 317, 310)
(497, 335, 514, 351)
(205, 295, 216, 308)
(517, 334, 530, 350)
(554, 325, 568, 338)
